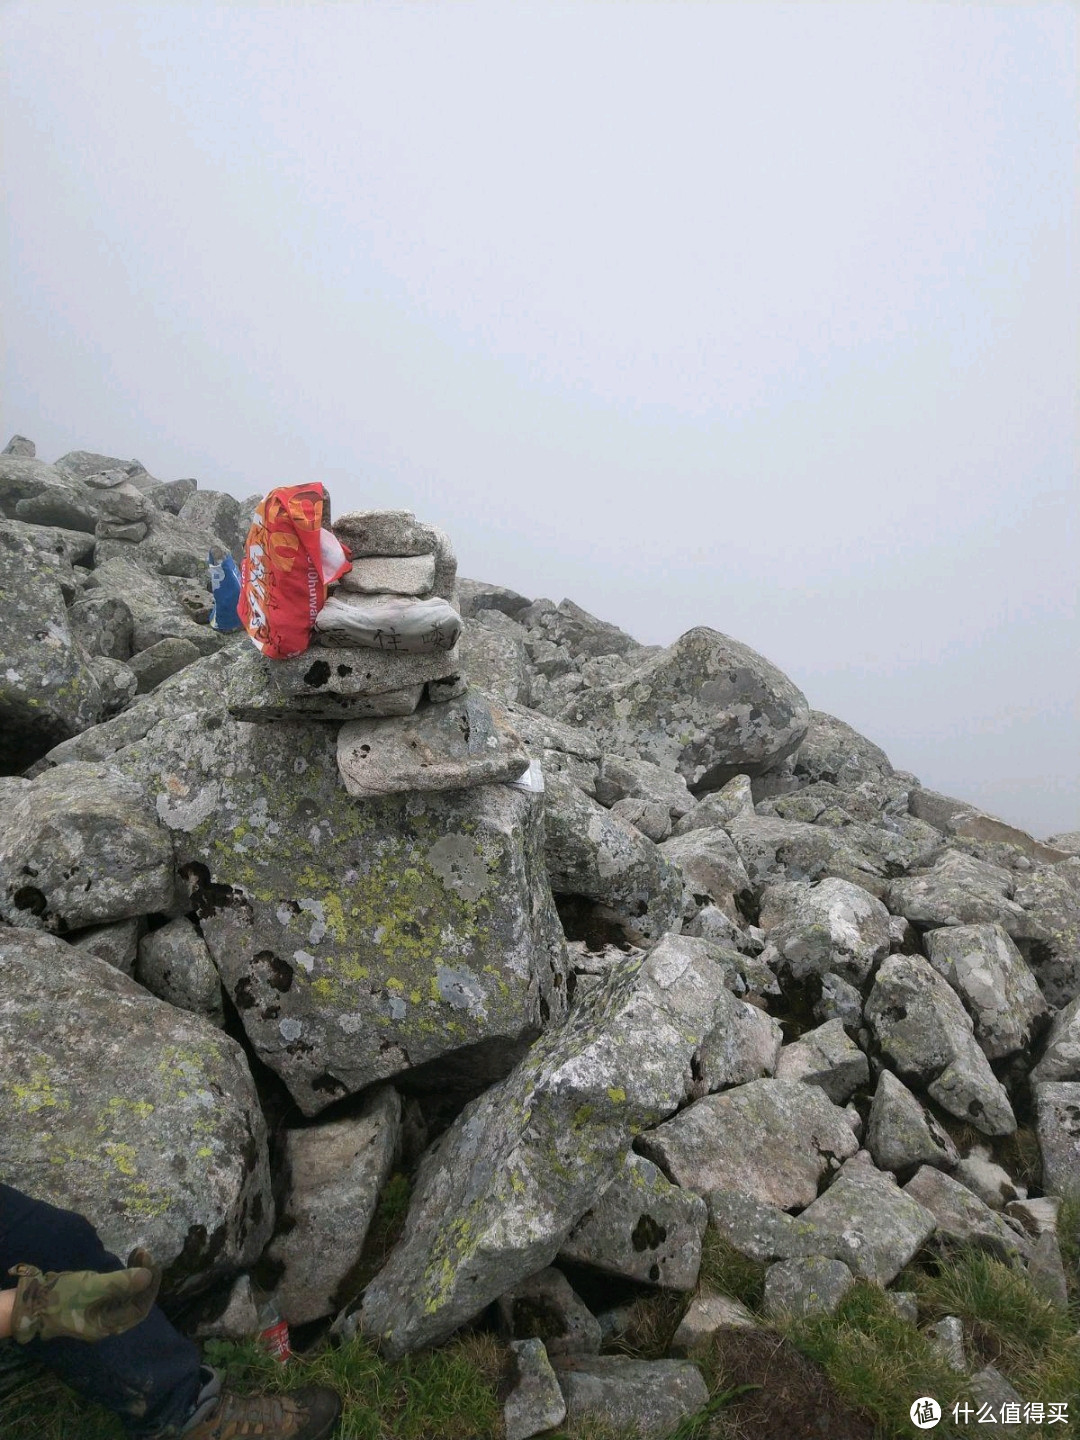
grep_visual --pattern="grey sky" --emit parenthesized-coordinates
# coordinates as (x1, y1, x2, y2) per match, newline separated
(2, 2, 1076, 836)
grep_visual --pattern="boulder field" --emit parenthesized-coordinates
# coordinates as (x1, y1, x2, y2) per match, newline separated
(1, 436, 1078, 1437)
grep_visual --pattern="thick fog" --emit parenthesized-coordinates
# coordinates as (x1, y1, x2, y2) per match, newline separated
(2, 3, 1076, 836)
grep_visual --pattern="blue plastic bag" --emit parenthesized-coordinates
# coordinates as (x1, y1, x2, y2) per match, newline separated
(208, 550, 242, 632)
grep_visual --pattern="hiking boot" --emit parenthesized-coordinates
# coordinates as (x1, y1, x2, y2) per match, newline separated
(181, 1386, 342, 1440)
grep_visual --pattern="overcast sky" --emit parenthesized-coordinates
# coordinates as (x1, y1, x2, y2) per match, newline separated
(2, 2, 1076, 836)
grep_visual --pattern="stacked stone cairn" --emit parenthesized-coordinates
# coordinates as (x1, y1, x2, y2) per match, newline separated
(2, 437, 1080, 1439)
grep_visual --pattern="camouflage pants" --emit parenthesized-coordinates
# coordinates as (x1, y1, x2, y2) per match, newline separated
(0, 1184, 202, 1435)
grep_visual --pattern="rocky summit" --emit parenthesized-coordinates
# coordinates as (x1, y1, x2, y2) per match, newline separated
(1, 438, 1078, 1437)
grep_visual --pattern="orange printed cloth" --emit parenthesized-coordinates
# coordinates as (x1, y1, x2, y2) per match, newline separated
(238, 484, 351, 659)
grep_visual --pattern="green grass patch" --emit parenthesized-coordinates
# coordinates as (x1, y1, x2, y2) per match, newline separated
(913, 1247, 1080, 1402)
(695, 1230, 766, 1313)
(0, 1330, 505, 1440)
(781, 1279, 967, 1434)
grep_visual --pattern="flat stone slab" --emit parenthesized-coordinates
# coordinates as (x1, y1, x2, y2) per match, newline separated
(225, 643, 461, 721)
(639, 1079, 859, 1210)
(555, 1356, 709, 1440)
(337, 695, 529, 798)
(338, 553, 436, 595)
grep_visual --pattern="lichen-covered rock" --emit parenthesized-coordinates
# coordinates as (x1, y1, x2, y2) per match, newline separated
(788, 1166, 936, 1284)
(355, 939, 735, 1357)
(136, 916, 223, 1022)
(336, 694, 529, 798)
(0, 928, 272, 1284)
(659, 827, 751, 924)
(562, 628, 809, 793)
(542, 773, 683, 945)
(554, 1356, 708, 1440)
(1034, 1082, 1080, 1200)
(887, 850, 1024, 931)
(84, 556, 224, 657)
(725, 812, 887, 895)
(758, 878, 892, 987)
(504, 1339, 566, 1440)
(177, 489, 244, 558)
(694, 983, 783, 1091)
(0, 762, 175, 932)
(128, 636, 203, 693)
(594, 755, 694, 823)
(523, 597, 640, 663)
(774, 1019, 869, 1106)
(671, 775, 756, 836)
(1008, 867, 1080, 1009)
(865, 1070, 959, 1174)
(114, 710, 567, 1115)
(902, 1166, 1031, 1262)
(69, 918, 142, 977)
(0, 523, 102, 769)
(459, 611, 532, 707)
(1031, 996, 1080, 1084)
(763, 1256, 854, 1319)
(864, 955, 1016, 1136)
(639, 1079, 859, 1210)
(791, 711, 897, 792)
(496, 1268, 601, 1357)
(558, 1152, 707, 1290)
(89, 655, 138, 717)
(267, 1087, 401, 1325)
(67, 594, 135, 662)
(924, 923, 1048, 1059)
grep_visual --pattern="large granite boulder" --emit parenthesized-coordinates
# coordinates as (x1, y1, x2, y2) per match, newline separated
(1007, 867, 1080, 1010)
(111, 709, 567, 1115)
(0, 928, 272, 1284)
(0, 762, 175, 932)
(865, 1070, 959, 1174)
(0, 523, 102, 770)
(561, 628, 809, 793)
(557, 1152, 707, 1290)
(790, 711, 897, 791)
(459, 610, 532, 707)
(924, 923, 1048, 1059)
(887, 850, 1024, 931)
(266, 1087, 401, 1324)
(659, 827, 751, 924)
(83, 556, 224, 657)
(864, 955, 1016, 1136)
(356, 938, 735, 1357)
(1031, 996, 1080, 1083)
(542, 774, 683, 945)
(758, 877, 891, 986)
(639, 1078, 859, 1209)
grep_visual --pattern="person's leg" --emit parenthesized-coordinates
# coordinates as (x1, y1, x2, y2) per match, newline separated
(0, 1185, 202, 1435)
